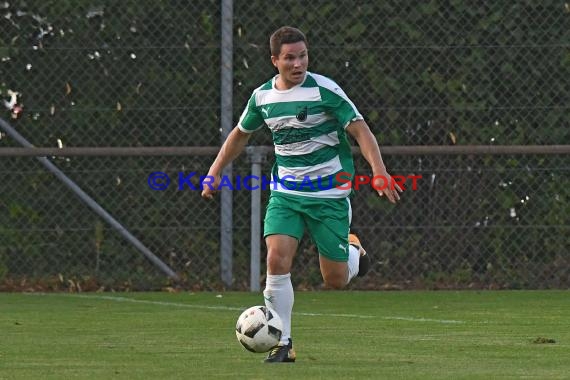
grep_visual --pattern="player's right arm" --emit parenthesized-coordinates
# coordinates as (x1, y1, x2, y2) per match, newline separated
(202, 87, 264, 199)
(202, 127, 251, 199)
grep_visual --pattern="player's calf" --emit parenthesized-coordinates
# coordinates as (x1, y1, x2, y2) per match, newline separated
(349, 233, 371, 277)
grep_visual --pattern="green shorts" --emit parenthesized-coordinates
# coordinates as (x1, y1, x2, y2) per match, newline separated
(263, 193, 351, 262)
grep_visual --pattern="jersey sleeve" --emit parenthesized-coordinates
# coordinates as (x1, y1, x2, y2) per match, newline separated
(317, 76, 363, 128)
(237, 94, 265, 133)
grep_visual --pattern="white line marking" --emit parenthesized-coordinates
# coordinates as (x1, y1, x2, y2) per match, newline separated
(382, 316, 464, 324)
(24, 293, 465, 324)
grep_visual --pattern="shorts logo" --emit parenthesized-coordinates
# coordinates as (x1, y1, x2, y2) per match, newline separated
(296, 106, 308, 121)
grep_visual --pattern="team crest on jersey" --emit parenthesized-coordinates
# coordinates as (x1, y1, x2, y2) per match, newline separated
(296, 106, 308, 121)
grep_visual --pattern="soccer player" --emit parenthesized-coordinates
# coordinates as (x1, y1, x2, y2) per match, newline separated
(202, 26, 402, 362)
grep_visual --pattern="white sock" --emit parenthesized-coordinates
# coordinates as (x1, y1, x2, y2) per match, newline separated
(346, 245, 360, 284)
(264, 273, 294, 344)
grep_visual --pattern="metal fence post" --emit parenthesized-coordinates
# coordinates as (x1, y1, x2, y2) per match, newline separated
(220, 0, 234, 288)
(246, 146, 267, 292)
(0, 118, 180, 281)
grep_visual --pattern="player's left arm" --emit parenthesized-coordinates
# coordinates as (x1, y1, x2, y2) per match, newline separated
(346, 120, 402, 203)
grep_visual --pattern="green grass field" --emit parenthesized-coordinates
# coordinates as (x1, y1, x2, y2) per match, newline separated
(1, 291, 568, 379)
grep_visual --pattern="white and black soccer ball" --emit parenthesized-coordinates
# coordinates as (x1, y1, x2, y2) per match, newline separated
(235, 306, 283, 353)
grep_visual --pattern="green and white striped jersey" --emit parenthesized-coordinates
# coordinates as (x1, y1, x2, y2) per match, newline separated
(237, 72, 363, 198)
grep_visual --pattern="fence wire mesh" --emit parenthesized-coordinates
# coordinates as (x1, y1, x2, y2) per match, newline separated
(1, 153, 568, 290)
(1, 1, 569, 290)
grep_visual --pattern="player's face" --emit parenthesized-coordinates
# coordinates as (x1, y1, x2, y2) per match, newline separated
(271, 41, 308, 90)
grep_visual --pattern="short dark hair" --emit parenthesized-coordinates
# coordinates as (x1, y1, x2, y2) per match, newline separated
(269, 26, 308, 56)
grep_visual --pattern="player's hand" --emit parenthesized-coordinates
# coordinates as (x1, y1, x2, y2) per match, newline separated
(373, 171, 403, 204)
(201, 174, 221, 200)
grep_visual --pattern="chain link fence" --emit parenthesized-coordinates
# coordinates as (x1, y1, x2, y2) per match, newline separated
(1, 1, 569, 290)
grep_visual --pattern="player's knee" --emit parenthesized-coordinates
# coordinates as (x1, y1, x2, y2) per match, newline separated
(323, 275, 347, 290)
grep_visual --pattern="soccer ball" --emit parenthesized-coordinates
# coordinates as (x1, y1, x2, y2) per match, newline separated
(235, 306, 283, 353)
